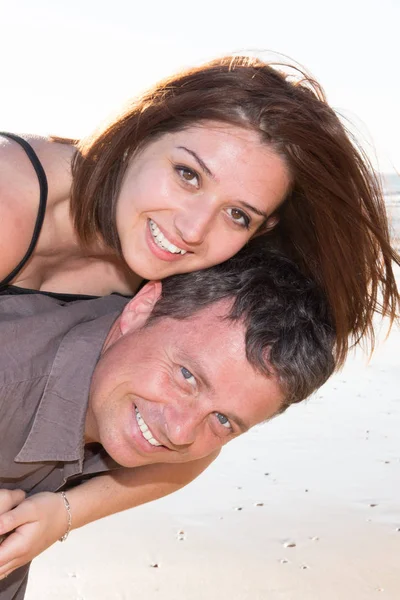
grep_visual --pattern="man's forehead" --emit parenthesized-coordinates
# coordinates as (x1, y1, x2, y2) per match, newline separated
(155, 300, 243, 342)
(164, 298, 237, 328)
(154, 303, 260, 381)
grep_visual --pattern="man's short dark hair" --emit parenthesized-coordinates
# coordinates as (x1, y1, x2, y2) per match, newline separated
(147, 240, 336, 411)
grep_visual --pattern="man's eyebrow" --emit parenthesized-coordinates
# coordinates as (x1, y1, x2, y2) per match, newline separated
(177, 146, 269, 222)
(225, 411, 250, 434)
(176, 146, 216, 180)
(178, 351, 214, 392)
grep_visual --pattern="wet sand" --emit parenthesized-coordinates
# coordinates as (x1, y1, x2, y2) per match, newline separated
(27, 317, 400, 600)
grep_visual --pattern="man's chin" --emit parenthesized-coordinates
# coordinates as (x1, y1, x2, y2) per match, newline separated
(99, 435, 160, 468)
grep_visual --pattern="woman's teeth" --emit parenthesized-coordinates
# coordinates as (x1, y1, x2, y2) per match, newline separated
(149, 220, 187, 255)
(135, 408, 162, 447)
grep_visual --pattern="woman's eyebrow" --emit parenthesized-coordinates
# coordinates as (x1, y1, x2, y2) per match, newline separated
(176, 146, 215, 180)
(237, 201, 268, 220)
(177, 146, 268, 221)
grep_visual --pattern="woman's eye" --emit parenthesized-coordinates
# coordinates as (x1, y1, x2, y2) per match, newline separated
(215, 412, 232, 430)
(180, 366, 196, 386)
(175, 166, 200, 188)
(226, 208, 250, 229)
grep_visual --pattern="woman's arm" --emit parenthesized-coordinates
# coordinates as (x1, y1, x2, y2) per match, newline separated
(66, 453, 219, 528)
(0, 453, 218, 578)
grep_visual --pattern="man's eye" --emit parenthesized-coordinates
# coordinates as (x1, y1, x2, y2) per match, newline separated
(175, 166, 200, 188)
(215, 412, 232, 430)
(180, 366, 196, 386)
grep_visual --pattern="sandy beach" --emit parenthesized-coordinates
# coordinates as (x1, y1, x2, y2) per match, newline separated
(24, 304, 400, 600)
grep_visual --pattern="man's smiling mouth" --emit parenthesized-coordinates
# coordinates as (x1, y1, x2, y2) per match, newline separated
(135, 407, 163, 447)
(149, 219, 187, 255)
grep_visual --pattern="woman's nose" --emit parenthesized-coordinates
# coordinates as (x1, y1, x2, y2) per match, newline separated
(174, 197, 218, 246)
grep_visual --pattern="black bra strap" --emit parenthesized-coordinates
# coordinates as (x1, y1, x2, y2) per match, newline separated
(0, 132, 48, 288)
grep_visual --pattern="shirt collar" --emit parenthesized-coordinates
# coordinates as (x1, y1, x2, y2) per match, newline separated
(16, 312, 120, 466)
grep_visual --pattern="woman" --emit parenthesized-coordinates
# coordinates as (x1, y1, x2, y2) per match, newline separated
(0, 54, 398, 578)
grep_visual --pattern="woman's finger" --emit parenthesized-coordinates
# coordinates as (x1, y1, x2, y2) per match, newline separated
(0, 498, 37, 536)
(0, 530, 26, 569)
(0, 567, 17, 580)
(0, 490, 26, 514)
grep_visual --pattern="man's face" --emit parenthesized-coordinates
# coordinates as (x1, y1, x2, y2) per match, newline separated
(86, 284, 284, 468)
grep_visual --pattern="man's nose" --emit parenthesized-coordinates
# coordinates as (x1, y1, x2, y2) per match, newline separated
(163, 405, 203, 448)
(174, 196, 219, 246)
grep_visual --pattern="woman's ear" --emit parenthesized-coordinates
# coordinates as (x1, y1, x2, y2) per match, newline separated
(253, 214, 280, 237)
(264, 215, 280, 231)
(119, 281, 162, 335)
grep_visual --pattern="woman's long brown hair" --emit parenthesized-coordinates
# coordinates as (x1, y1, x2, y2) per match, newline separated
(69, 55, 400, 367)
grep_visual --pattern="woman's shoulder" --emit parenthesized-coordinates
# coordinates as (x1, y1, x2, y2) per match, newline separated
(0, 134, 75, 203)
(0, 134, 74, 283)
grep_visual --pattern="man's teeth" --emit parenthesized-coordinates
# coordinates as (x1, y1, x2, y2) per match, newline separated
(135, 408, 162, 447)
(149, 220, 187, 255)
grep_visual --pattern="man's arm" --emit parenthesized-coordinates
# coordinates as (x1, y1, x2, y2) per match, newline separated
(0, 452, 219, 577)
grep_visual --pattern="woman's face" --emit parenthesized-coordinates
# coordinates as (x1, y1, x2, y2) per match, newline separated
(116, 122, 290, 280)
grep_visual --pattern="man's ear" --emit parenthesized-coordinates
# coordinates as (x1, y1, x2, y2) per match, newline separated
(119, 281, 162, 335)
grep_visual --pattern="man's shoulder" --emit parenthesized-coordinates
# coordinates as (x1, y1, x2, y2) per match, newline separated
(0, 293, 129, 379)
(0, 292, 128, 318)
(0, 291, 65, 317)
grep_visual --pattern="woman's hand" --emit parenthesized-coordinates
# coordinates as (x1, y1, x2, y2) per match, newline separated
(0, 491, 68, 579)
(0, 454, 220, 579)
(0, 489, 26, 546)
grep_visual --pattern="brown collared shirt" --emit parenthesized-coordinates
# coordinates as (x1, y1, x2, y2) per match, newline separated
(0, 292, 129, 599)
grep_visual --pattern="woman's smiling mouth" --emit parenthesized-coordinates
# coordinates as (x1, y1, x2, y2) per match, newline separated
(149, 219, 187, 255)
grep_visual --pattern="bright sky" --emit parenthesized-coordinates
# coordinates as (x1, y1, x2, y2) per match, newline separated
(0, 0, 398, 172)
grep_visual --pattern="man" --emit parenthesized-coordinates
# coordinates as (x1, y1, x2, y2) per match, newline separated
(0, 244, 335, 598)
